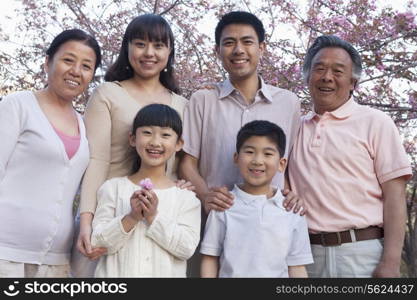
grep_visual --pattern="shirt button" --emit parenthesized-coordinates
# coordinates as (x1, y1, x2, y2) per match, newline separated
(317, 135, 321, 139)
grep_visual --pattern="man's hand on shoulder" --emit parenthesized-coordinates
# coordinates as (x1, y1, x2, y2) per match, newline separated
(202, 186, 234, 214)
(282, 189, 307, 216)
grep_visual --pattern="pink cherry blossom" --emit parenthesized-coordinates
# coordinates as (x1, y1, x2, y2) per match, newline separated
(139, 178, 153, 190)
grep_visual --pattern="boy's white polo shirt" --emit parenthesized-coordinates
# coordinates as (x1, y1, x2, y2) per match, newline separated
(200, 185, 313, 277)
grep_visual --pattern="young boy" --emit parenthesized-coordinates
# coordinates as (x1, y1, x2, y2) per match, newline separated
(200, 120, 313, 277)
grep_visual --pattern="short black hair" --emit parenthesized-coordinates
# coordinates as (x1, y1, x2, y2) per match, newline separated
(130, 103, 182, 173)
(132, 103, 182, 137)
(215, 11, 265, 45)
(46, 29, 101, 71)
(236, 120, 286, 157)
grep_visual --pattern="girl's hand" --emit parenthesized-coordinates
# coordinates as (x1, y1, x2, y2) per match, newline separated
(175, 179, 195, 191)
(76, 215, 107, 260)
(139, 189, 159, 225)
(129, 190, 145, 222)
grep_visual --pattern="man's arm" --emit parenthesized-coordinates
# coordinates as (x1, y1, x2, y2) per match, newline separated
(201, 255, 219, 278)
(179, 153, 210, 200)
(282, 171, 306, 215)
(179, 153, 233, 213)
(288, 265, 308, 278)
(373, 176, 407, 277)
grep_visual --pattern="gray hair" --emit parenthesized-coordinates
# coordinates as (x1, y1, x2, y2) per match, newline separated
(303, 35, 362, 85)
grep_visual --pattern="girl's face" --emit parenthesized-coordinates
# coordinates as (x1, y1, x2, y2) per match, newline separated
(45, 40, 96, 102)
(128, 38, 171, 81)
(130, 125, 183, 169)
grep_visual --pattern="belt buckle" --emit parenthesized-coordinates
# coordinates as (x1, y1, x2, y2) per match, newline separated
(320, 232, 342, 246)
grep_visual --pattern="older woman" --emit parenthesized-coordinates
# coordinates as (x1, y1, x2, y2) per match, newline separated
(0, 29, 101, 277)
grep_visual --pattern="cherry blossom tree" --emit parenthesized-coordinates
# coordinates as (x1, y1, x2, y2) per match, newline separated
(0, 0, 416, 276)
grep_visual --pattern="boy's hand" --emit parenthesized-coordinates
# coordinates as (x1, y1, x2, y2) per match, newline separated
(139, 189, 159, 224)
(282, 189, 306, 216)
(129, 190, 145, 221)
(202, 186, 234, 214)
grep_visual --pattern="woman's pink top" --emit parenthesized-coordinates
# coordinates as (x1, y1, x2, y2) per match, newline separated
(53, 126, 81, 159)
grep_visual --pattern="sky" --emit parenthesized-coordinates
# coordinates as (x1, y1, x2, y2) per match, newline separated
(0, 0, 413, 46)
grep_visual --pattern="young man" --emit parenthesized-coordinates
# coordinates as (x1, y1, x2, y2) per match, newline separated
(200, 121, 313, 277)
(179, 11, 303, 277)
(180, 11, 302, 216)
(288, 35, 412, 277)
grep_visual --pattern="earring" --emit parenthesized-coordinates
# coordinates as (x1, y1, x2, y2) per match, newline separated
(163, 68, 167, 72)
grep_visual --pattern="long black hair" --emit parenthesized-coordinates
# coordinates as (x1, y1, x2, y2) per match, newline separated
(105, 14, 179, 94)
(130, 104, 182, 173)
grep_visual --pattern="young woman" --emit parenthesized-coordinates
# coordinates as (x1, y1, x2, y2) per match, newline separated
(74, 14, 190, 276)
(0, 29, 101, 277)
(91, 104, 200, 277)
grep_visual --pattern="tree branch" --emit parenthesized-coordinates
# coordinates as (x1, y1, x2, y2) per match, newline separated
(159, 0, 182, 16)
(359, 61, 417, 84)
(63, 0, 95, 35)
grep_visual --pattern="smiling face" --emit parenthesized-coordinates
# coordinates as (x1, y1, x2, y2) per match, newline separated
(45, 40, 96, 102)
(234, 135, 286, 195)
(308, 47, 356, 114)
(128, 38, 171, 81)
(216, 24, 265, 83)
(130, 125, 183, 171)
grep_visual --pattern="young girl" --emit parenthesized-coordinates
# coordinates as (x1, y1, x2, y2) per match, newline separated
(91, 104, 201, 277)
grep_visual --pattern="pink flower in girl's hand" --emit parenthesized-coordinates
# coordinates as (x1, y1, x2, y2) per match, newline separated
(139, 178, 153, 190)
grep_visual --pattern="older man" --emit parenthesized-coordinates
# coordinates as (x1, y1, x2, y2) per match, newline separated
(289, 35, 412, 278)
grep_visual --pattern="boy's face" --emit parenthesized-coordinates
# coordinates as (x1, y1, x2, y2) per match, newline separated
(234, 136, 286, 195)
(216, 24, 265, 83)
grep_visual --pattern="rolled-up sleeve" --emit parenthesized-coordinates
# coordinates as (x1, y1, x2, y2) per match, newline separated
(182, 91, 205, 159)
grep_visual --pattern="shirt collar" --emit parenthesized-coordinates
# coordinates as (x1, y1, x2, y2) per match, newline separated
(219, 77, 273, 103)
(219, 79, 235, 99)
(305, 97, 356, 121)
(232, 185, 285, 209)
(258, 77, 273, 103)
